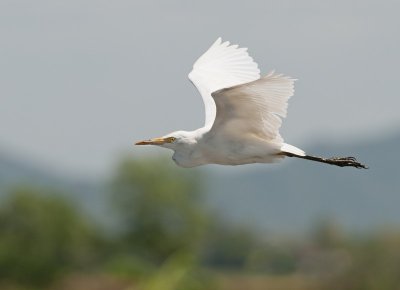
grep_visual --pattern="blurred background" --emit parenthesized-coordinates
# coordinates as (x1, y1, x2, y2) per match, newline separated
(1, 1, 400, 289)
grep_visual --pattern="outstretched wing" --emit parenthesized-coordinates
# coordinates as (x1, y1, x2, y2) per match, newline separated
(188, 38, 260, 129)
(210, 72, 295, 143)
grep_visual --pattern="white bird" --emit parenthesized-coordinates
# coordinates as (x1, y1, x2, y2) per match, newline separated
(136, 38, 367, 169)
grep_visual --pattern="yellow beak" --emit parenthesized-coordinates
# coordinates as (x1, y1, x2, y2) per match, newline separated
(135, 137, 170, 145)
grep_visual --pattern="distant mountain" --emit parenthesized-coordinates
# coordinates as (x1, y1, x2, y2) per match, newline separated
(206, 133, 400, 233)
(0, 151, 105, 219)
(1, 132, 399, 234)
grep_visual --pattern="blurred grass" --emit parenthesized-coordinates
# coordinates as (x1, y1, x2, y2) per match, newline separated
(0, 157, 399, 290)
(216, 273, 320, 290)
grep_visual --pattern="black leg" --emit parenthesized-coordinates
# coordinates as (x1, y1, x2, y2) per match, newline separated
(283, 152, 368, 169)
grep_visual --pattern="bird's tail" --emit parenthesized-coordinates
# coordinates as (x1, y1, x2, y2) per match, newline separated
(281, 143, 305, 156)
(280, 143, 368, 169)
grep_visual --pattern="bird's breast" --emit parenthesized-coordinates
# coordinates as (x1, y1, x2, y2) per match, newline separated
(172, 150, 204, 168)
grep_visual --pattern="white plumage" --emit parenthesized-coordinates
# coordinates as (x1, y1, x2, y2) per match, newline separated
(136, 38, 367, 169)
(188, 38, 260, 129)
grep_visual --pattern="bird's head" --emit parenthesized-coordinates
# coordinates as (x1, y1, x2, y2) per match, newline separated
(135, 131, 196, 150)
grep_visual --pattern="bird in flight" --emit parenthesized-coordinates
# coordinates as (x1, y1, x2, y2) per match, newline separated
(136, 38, 367, 169)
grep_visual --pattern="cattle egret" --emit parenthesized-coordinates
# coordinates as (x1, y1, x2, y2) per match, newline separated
(136, 38, 367, 169)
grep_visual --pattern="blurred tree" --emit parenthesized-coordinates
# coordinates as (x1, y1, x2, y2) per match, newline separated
(202, 221, 297, 274)
(110, 157, 208, 265)
(139, 251, 216, 290)
(246, 244, 297, 274)
(323, 231, 400, 290)
(201, 222, 261, 269)
(0, 187, 102, 287)
(311, 218, 344, 249)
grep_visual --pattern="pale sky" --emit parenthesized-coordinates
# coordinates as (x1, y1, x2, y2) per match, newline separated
(1, 0, 399, 177)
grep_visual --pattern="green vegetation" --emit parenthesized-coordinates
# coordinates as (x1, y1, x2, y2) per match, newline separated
(0, 157, 399, 290)
(110, 159, 207, 264)
(0, 188, 102, 287)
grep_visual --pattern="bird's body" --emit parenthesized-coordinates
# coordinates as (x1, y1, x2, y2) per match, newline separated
(168, 128, 283, 168)
(136, 38, 367, 169)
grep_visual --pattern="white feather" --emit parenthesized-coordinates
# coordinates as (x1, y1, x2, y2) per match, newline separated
(281, 143, 306, 156)
(188, 37, 260, 129)
(210, 72, 296, 144)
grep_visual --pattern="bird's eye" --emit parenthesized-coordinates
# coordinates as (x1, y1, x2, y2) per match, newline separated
(169, 137, 176, 142)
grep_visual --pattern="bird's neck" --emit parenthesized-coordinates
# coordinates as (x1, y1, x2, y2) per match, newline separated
(171, 130, 206, 167)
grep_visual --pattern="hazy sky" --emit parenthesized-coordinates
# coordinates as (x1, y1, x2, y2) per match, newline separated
(1, 0, 399, 177)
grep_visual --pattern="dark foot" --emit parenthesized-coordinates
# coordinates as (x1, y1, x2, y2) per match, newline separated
(326, 156, 368, 169)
